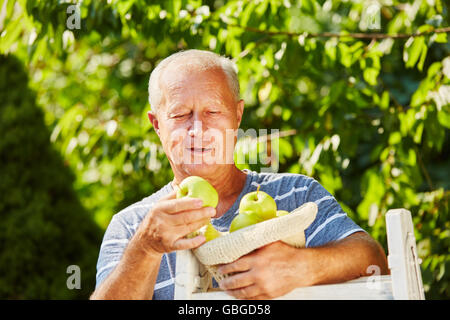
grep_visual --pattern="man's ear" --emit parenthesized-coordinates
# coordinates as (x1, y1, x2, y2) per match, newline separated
(236, 99, 244, 127)
(147, 111, 160, 136)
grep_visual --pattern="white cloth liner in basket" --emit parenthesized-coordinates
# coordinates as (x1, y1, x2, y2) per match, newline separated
(192, 202, 318, 284)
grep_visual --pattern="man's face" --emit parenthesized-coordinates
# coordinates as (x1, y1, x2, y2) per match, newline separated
(150, 64, 244, 177)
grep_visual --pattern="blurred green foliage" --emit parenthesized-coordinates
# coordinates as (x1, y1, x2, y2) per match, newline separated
(1, 0, 449, 299)
(0, 54, 102, 299)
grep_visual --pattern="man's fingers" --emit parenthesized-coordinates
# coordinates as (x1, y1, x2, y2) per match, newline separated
(169, 217, 211, 250)
(160, 190, 177, 201)
(218, 256, 252, 275)
(142, 191, 177, 217)
(167, 207, 216, 226)
(174, 218, 211, 237)
(225, 284, 260, 300)
(156, 196, 204, 214)
(172, 235, 205, 251)
(219, 271, 254, 290)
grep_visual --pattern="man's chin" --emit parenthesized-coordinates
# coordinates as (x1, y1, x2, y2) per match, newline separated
(181, 162, 229, 178)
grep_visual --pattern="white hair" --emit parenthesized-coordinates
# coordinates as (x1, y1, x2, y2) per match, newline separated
(148, 49, 240, 113)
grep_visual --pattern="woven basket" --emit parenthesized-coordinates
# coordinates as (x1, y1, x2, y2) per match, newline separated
(192, 202, 318, 283)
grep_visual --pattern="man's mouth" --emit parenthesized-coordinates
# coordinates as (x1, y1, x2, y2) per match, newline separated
(188, 147, 213, 153)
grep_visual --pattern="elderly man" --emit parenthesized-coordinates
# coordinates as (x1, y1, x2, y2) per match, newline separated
(91, 49, 388, 300)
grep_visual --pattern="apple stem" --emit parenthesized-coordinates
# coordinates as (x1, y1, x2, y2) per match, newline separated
(256, 184, 260, 198)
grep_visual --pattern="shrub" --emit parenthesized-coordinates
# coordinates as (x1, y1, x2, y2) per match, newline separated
(0, 54, 103, 299)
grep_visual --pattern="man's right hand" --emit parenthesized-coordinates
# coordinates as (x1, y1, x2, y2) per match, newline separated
(132, 190, 216, 256)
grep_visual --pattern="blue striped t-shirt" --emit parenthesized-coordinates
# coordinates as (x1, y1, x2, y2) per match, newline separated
(95, 169, 364, 299)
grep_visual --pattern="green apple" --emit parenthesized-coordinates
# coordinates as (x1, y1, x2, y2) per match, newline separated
(176, 176, 219, 208)
(276, 210, 290, 217)
(176, 176, 219, 240)
(204, 223, 222, 242)
(229, 212, 260, 233)
(185, 223, 221, 241)
(238, 188, 277, 221)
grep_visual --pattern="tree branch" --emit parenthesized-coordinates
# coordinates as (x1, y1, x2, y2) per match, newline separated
(222, 19, 450, 40)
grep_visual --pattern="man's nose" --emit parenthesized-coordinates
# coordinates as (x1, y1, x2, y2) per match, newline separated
(187, 114, 205, 137)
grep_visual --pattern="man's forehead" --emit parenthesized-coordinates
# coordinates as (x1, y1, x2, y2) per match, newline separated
(159, 64, 232, 106)
(160, 62, 227, 87)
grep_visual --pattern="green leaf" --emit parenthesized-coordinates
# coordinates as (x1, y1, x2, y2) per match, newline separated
(282, 108, 292, 121)
(325, 39, 337, 62)
(363, 67, 379, 86)
(399, 108, 416, 136)
(434, 32, 447, 43)
(427, 61, 443, 78)
(357, 170, 385, 221)
(417, 42, 428, 72)
(301, 0, 316, 15)
(413, 122, 424, 144)
(404, 36, 426, 69)
(437, 108, 450, 129)
(0, 17, 24, 53)
(240, 1, 257, 26)
(389, 131, 402, 145)
(338, 43, 352, 68)
(279, 138, 293, 159)
(380, 91, 390, 110)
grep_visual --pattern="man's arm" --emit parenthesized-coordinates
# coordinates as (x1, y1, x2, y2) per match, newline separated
(217, 231, 388, 300)
(307, 231, 389, 285)
(90, 191, 215, 300)
(90, 236, 163, 300)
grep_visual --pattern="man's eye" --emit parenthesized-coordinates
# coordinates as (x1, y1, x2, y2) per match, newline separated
(172, 113, 189, 119)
